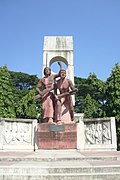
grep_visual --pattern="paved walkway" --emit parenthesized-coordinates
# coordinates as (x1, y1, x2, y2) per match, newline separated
(0, 150, 120, 167)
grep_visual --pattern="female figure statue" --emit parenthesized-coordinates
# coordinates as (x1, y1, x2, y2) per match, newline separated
(36, 62, 62, 123)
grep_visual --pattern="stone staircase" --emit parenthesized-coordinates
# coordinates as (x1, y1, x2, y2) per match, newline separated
(0, 150, 120, 180)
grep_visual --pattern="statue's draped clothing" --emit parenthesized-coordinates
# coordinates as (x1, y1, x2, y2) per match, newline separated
(39, 75, 55, 120)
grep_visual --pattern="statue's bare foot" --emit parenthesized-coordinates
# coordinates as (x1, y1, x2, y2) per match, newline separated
(56, 120, 63, 125)
(71, 119, 75, 123)
(48, 118, 54, 124)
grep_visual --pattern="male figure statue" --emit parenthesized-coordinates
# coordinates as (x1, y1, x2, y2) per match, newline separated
(55, 69, 77, 124)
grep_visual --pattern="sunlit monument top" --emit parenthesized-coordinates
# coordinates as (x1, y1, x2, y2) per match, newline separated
(43, 36, 73, 51)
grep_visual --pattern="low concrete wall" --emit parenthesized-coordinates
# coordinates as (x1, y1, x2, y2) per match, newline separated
(0, 116, 117, 151)
(77, 117, 117, 151)
(0, 118, 37, 151)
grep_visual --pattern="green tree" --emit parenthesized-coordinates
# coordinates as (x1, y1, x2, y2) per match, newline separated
(74, 74, 106, 117)
(9, 71, 38, 90)
(16, 89, 37, 119)
(106, 63, 120, 121)
(74, 77, 90, 113)
(105, 63, 120, 150)
(0, 65, 16, 118)
(9, 71, 39, 101)
(87, 73, 107, 117)
(9, 71, 39, 118)
(84, 94, 99, 118)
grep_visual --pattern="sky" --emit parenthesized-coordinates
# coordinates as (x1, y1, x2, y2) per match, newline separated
(0, 0, 120, 81)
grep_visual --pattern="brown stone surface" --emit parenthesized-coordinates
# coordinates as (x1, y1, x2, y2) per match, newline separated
(38, 123, 77, 149)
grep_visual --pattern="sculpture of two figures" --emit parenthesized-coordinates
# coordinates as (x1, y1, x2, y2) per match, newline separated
(34, 61, 77, 125)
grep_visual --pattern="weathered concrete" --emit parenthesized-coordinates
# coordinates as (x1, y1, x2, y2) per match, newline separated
(0, 118, 37, 151)
(43, 36, 74, 83)
(0, 116, 117, 151)
(77, 117, 117, 151)
(0, 150, 120, 180)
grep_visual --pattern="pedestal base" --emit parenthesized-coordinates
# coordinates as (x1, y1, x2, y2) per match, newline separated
(38, 123, 77, 149)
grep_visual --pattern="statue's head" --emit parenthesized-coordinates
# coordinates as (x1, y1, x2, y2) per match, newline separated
(59, 69, 66, 79)
(44, 67, 51, 76)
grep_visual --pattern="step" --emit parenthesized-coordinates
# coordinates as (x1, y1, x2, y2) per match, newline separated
(0, 156, 118, 162)
(0, 165, 120, 174)
(0, 172, 120, 180)
(0, 150, 120, 180)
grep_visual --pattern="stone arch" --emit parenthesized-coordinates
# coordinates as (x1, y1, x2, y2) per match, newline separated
(49, 56, 68, 75)
(49, 56, 68, 67)
(43, 36, 74, 83)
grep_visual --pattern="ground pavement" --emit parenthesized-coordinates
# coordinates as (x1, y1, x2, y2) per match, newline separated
(0, 150, 120, 179)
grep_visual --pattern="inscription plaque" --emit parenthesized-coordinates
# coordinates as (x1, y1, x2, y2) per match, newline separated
(49, 124, 65, 132)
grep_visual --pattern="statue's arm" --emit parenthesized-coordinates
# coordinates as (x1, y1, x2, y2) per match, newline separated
(68, 79, 75, 91)
(68, 79, 78, 95)
(58, 61, 62, 70)
(36, 79, 43, 96)
(54, 61, 62, 79)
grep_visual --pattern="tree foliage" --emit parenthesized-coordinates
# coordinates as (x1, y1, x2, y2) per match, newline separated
(9, 71, 38, 90)
(74, 73, 107, 117)
(0, 66, 41, 119)
(84, 94, 99, 118)
(106, 63, 120, 121)
(74, 77, 89, 113)
(16, 89, 37, 119)
(105, 63, 120, 149)
(0, 65, 16, 117)
(87, 73, 107, 117)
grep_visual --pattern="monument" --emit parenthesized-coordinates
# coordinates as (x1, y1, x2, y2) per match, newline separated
(34, 36, 117, 150)
(34, 36, 77, 124)
(0, 36, 117, 151)
(35, 36, 77, 149)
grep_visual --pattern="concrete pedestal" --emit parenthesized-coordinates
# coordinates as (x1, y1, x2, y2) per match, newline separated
(38, 123, 77, 149)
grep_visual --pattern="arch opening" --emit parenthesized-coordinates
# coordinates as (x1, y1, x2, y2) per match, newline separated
(50, 56, 68, 74)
